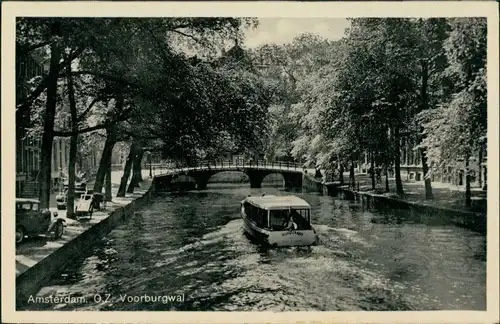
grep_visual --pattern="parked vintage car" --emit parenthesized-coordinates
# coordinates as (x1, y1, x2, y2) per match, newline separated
(56, 181, 87, 210)
(16, 198, 66, 244)
(74, 191, 94, 219)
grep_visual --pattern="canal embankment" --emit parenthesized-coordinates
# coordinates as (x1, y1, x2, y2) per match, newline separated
(302, 172, 487, 233)
(16, 171, 154, 307)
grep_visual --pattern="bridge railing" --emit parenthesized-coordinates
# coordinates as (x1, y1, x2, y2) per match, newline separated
(143, 160, 304, 176)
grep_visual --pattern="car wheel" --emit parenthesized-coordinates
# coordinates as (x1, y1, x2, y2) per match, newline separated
(16, 226, 25, 244)
(54, 222, 64, 239)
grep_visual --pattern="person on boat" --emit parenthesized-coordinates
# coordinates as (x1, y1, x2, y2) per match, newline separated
(285, 214, 298, 230)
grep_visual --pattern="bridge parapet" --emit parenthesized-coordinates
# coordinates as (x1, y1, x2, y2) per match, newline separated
(148, 160, 303, 175)
(147, 160, 305, 189)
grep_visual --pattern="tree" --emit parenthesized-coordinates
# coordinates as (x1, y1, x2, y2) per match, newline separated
(19, 17, 258, 206)
(38, 23, 62, 209)
(116, 141, 138, 197)
(412, 18, 451, 200)
(19, 18, 132, 207)
(65, 56, 79, 218)
(126, 144, 144, 193)
(418, 18, 486, 207)
(337, 18, 422, 196)
(252, 34, 335, 162)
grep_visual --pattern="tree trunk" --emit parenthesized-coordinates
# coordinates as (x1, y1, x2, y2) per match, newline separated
(478, 146, 483, 188)
(370, 150, 375, 190)
(38, 36, 61, 209)
(420, 148, 434, 200)
(76, 149, 84, 175)
(394, 126, 404, 196)
(93, 125, 117, 194)
(418, 59, 433, 200)
(104, 156, 112, 201)
(465, 155, 471, 208)
(126, 150, 138, 193)
(117, 142, 137, 197)
(349, 157, 355, 189)
(136, 149, 144, 182)
(483, 164, 487, 190)
(66, 58, 78, 218)
(339, 162, 344, 185)
(127, 146, 144, 193)
(384, 159, 390, 192)
(66, 135, 78, 217)
(92, 95, 123, 194)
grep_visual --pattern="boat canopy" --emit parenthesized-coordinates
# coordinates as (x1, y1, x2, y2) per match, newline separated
(243, 195, 310, 210)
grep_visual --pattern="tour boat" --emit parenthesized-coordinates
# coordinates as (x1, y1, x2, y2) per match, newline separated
(240, 194, 317, 247)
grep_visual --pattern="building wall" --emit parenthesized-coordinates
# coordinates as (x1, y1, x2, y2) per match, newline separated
(358, 136, 487, 188)
(51, 137, 70, 180)
(397, 137, 486, 187)
(16, 54, 101, 196)
(78, 142, 101, 179)
(16, 54, 45, 196)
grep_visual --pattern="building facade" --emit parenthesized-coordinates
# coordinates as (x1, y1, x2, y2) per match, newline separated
(16, 54, 101, 197)
(16, 53, 45, 196)
(397, 136, 487, 189)
(358, 136, 487, 189)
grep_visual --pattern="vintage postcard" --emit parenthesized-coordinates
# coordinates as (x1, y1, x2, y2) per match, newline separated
(1, 1, 499, 323)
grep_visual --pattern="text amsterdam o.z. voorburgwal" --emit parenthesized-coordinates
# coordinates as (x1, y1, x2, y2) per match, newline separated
(27, 293, 185, 305)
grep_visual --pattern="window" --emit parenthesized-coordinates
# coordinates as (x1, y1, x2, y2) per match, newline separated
(244, 203, 269, 228)
(32, 203, 39, 211)
(257, 208, 268, 228)
(269, 210, 288, 229)
(33, 150, 38, 172)
(268, 208, 312, 230)
(295, 209, 311, 223)
(52, 142, 55, 172)
(22, 140, 27, 174)
(16, 144, 22, 174)
(59, 140, 63, 170)
(27, 150, 32, 174)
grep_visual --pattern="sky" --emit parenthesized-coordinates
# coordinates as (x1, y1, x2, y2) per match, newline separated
(243, 18, 351, 48)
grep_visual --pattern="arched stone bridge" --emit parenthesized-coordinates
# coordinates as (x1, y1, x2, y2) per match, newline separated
(151, 161, 305, 190)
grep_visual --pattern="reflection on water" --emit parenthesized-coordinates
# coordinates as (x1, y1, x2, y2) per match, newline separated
(23, 183, 486, 311)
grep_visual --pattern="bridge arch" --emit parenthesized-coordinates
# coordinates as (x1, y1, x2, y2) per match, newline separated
(261, 172, 285, 187)
(170, 174, 197, 190)
(188, 169, 302, 190)
(207, 170, 249, 185)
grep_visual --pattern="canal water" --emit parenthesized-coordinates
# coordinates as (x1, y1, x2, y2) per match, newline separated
(25, 179, 486, 311)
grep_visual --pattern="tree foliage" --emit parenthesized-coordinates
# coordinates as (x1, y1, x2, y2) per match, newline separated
(418, 18, 487, 171)
(17, 17, 265, 204)
(272, 18, 486, 203)
(17, 17, 488, 208)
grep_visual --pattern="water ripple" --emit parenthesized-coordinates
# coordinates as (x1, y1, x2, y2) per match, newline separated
(23, 186, 486, 311)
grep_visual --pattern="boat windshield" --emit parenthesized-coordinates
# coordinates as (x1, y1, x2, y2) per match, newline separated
(269, 210, 288, 228)
(269, 208, 311, 230)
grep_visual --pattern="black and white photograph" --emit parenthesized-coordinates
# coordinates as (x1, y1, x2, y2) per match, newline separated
(2, 2, 499, 323)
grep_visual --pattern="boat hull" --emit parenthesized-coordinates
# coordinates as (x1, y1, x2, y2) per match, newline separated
(242, 212, 316, 247)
